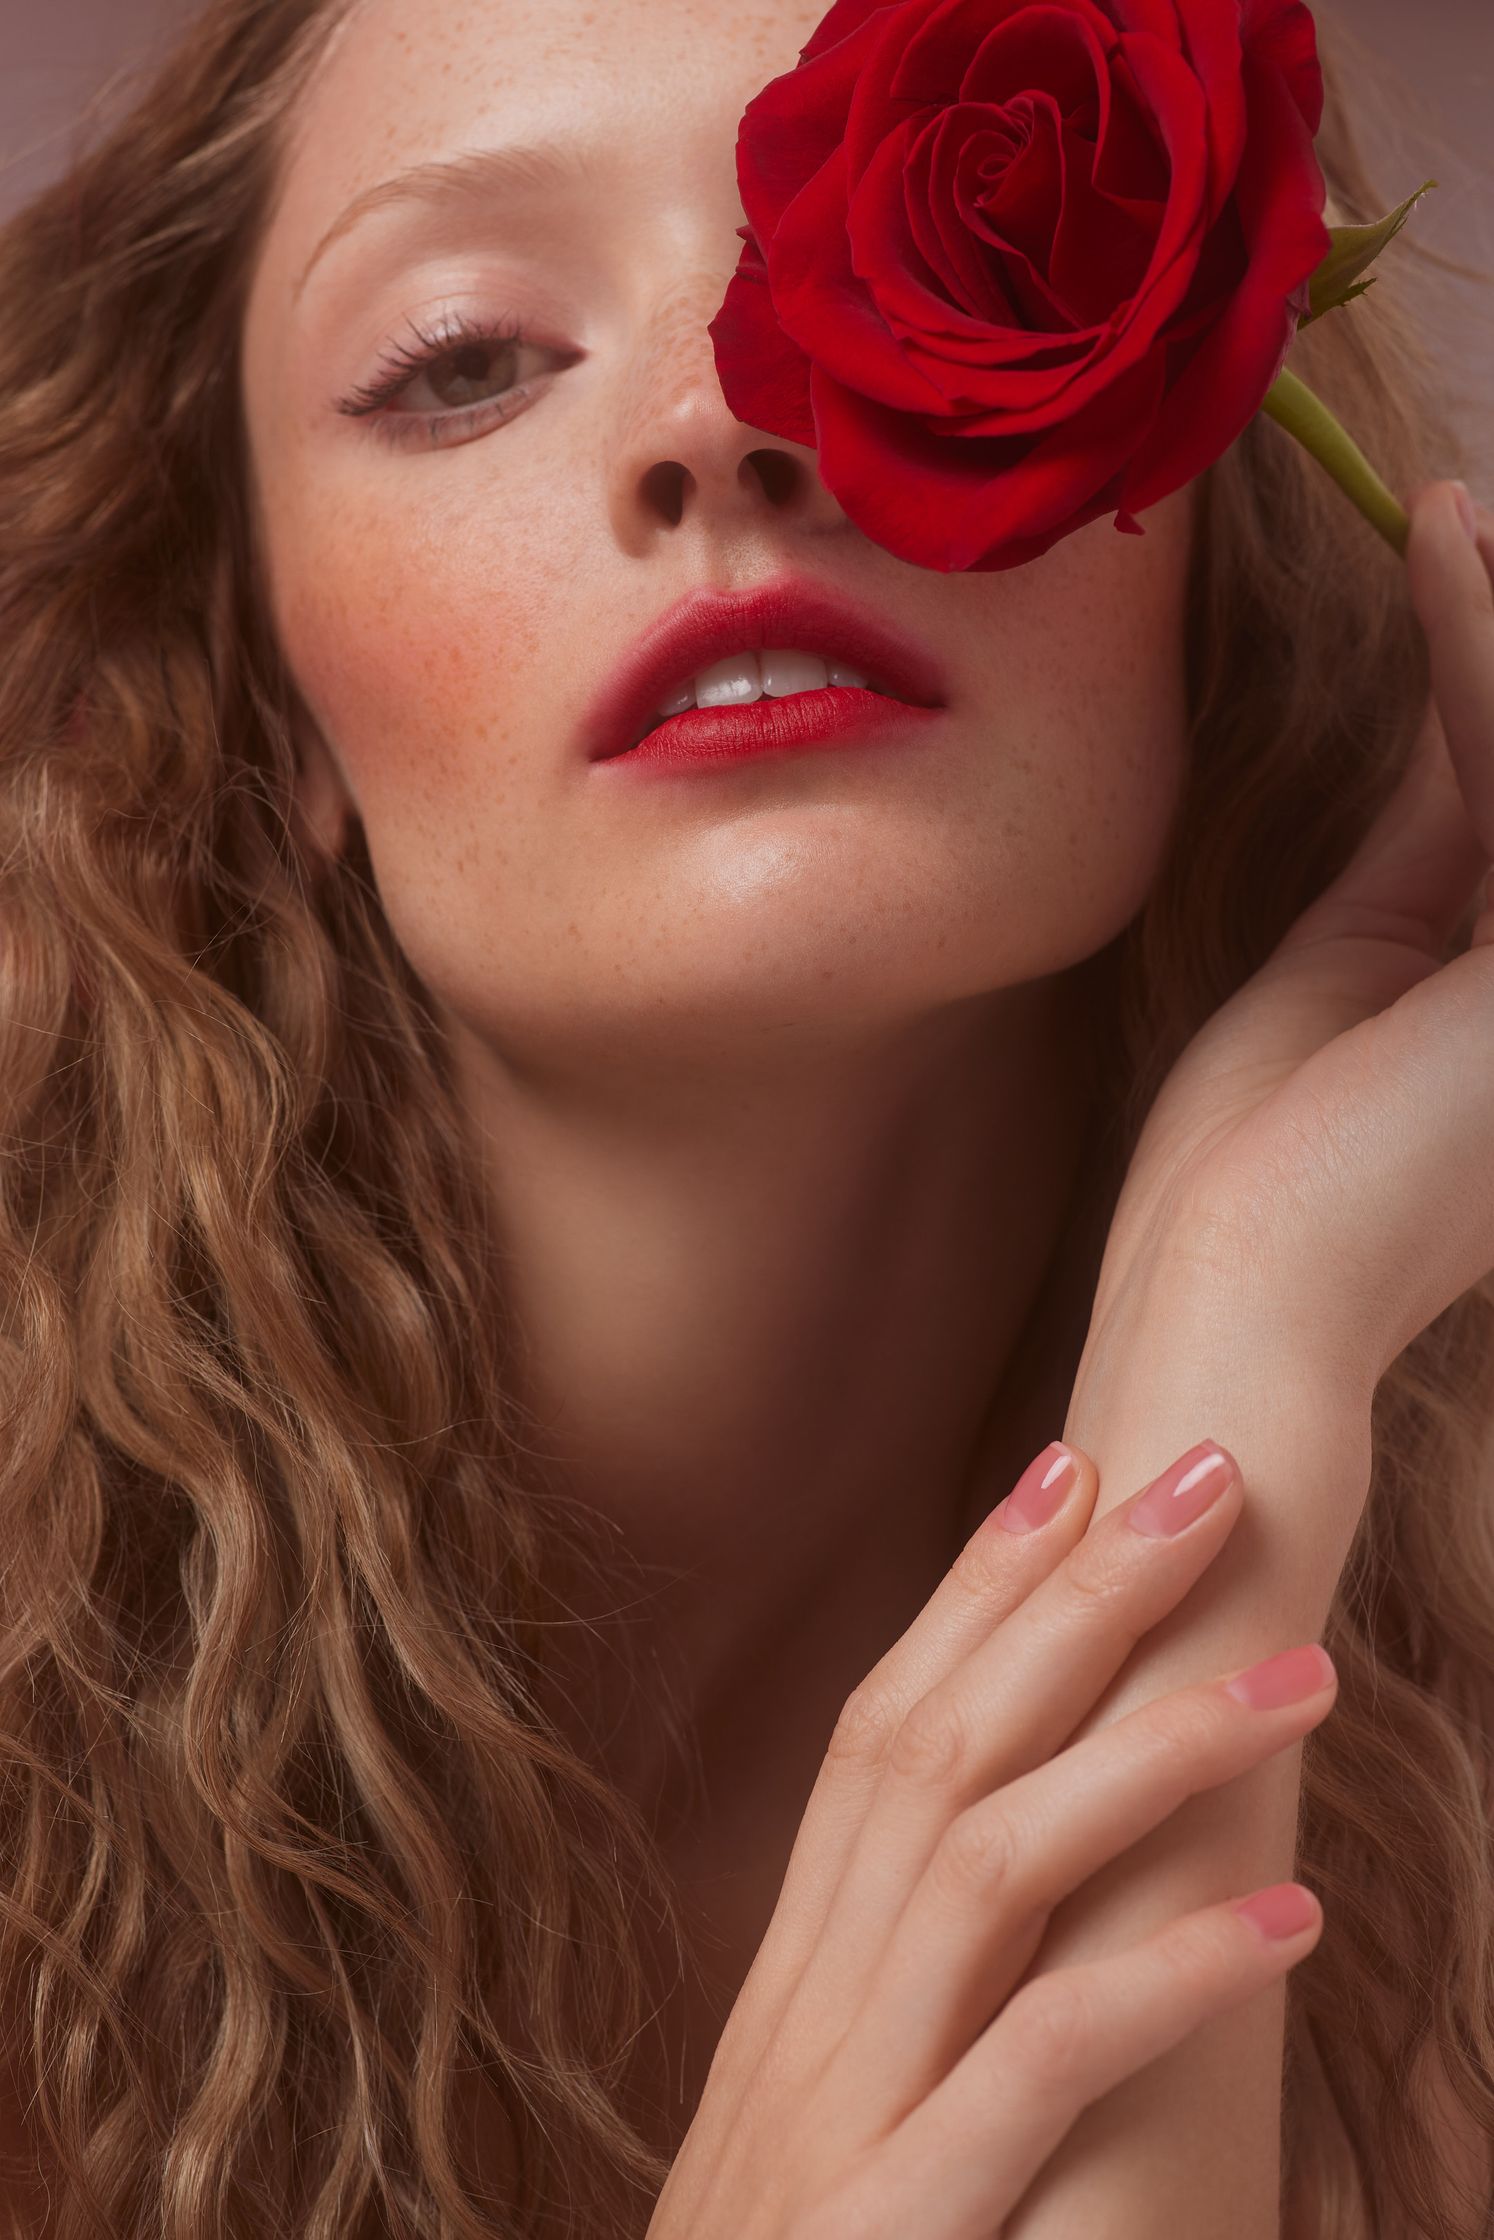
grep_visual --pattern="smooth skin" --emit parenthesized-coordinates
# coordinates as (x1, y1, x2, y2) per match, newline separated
(234, 0, 1494, 2214)
(657, 483, 1494, 2234)
(947, 479, 1494, 2236)
(648, 1438, 1335, 2239)
(1068, 485, 1494, 1480)
(241, 0, 1198, 1921)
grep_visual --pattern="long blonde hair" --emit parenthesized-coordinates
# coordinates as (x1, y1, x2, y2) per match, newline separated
(0, 2, 1489, 2233)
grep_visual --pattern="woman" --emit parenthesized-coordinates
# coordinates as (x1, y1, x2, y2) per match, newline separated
(0, 0, 1490, 2233)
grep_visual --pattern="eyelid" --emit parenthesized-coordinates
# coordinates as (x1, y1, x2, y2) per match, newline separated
(332, 308, 581, 436)
(336, 309, 527, 416)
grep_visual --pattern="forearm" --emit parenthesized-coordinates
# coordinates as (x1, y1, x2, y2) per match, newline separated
(999, 1333, 1372, 2240)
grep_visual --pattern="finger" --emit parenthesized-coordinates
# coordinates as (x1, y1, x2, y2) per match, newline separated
(774, 1444, 1244, 2053)
(720, 1441, 1098, 2045)
(1300, 696, 1489, 957)
(825, 1641, 1335, 2135)
(1237, 485, 1493, 1073)
(1270, 483, 1492, 978)
(1408, 481, 1494, 868)
(1474, 862, 1494, 953)
(851, 1883, 1322, 2240)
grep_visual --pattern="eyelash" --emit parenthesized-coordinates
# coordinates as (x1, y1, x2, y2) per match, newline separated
(334, 310, 549, 445)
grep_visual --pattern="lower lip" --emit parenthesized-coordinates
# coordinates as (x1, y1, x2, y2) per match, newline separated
(593, 686, 944, 771)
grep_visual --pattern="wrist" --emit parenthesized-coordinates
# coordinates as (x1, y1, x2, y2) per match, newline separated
(1062, 1285, 1374, 1621)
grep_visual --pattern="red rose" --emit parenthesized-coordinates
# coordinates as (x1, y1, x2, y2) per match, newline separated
(708, 0, 1333, 571)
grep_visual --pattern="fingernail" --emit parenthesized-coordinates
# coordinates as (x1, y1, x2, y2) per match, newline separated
(1452, 481, 1479, 542)
(1128, 1441, 1236, 1538)
(1223, 1642, 1336, 1711)
(1234, 1883, 1320, 1941)
(995, 1441, 1081, 1535)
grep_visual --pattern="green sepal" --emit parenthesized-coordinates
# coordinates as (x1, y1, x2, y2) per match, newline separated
(1299, 181, 1437, 327)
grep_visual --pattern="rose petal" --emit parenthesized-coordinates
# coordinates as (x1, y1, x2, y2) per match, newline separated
(708, 258, 818, 447)
(1120, 43, 1330, 511)
(810, 345, 1167, 568)
(800, 0, 905, 65)
(769, 144, 955, 410)
(851, 112, 1027, 344)
(958, 6, 1172, 247)
(1169, 0, 1248, 219)
(909, 35, 1211, 435)
(734, 3, 893, 244)
(903, 109, 1027, 320)
(716, 0, 1331, 576)
(844, 0, 988, 177)
(1049, 110, 1161, 320)
(959, 2, 1117, 119)
(958, 92, 1068, 274)
(886, 0, 1113, 112)
(1240, 0, 1325, 136)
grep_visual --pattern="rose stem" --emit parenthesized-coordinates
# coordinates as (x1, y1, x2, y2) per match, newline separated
(1259, 364, 1411, 558)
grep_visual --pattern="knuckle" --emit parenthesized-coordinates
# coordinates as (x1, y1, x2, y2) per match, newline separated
(1001, 1976, 1096, 2088)
(948, 1526, 1011, 1602)
(886, 1692, 971, 1790)
(826, 1680, 901, 1774)
(1060, 1548, 1137, 1627)
(1140, 1686, 1227, 1765)
(930, 1800, 1020, 1903)
(1157, 1907, 1237, 1985)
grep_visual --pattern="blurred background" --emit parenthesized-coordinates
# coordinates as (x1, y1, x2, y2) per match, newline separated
(1, 0, 1489, 477)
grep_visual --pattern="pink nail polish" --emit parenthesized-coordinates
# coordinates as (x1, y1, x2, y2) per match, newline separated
(1223, 1643, 1335, 1711)
(1234, 1883, 1320, 1941)
(995, 1442, 1079, 1534)
(1128, 1442, 1236, 1538)
(1453, 481, 1479, 541)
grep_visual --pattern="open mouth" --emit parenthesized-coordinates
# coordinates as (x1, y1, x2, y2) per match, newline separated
(622, 646, 909, 754)
(580, 577, 951, 766)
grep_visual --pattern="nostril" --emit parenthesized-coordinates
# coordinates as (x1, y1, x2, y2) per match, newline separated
(742, 448, 802, 506)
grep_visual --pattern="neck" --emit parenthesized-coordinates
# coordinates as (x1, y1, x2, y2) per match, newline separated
(449, 946, 1121, 1835)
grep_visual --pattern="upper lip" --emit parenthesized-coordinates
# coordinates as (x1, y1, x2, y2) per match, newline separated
(581, 576, 951, 762)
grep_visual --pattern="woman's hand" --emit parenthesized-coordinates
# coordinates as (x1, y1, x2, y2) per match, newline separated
(1073, 481, 1494, 1481)
(646, 1437, 1336, 2240)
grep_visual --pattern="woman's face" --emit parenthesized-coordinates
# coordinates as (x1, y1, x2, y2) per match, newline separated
(240, 0, 1194, 1086)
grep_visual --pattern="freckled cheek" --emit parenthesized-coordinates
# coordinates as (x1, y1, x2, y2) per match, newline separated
(271, 531, 562, 835)
(962, 529, 1190, 925)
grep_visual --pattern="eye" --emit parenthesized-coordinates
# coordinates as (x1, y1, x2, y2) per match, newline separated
(334, 310, 575, 446)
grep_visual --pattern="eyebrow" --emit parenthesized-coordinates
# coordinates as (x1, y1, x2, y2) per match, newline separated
(290, 138, 595, 307)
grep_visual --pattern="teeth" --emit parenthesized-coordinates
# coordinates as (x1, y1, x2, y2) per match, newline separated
(655, 679, 697, 718)
(646, 648, 878, 729)
(695, 651, 764, 708)
(761, 649, 829, 697)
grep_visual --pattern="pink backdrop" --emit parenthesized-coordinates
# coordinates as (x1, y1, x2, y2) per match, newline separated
(1, 0, 1490, 474)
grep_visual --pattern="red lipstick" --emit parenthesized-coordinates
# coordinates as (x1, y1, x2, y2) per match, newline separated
(581, 576, 950, 770)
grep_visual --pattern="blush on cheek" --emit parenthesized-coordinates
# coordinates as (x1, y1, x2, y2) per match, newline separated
(274, 557, 491, 827)
(1008, 500, 1192, 924)
(264, 530, 577, 1027)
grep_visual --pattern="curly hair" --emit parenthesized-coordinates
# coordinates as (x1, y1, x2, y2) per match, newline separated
(0, 2, 1489, 2234)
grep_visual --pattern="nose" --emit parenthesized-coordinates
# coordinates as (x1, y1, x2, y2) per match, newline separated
(602, 264, 848, 554)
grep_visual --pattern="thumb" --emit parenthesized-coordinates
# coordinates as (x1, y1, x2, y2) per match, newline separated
(1275, 480, 1491, 966)
(1405, 478, 1494, 869)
